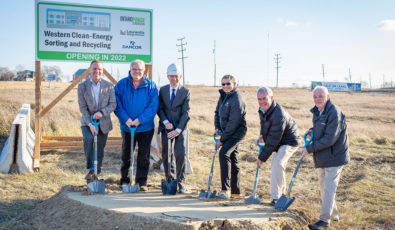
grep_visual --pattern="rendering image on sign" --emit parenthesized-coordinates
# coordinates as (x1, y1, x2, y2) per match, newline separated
(36, 1, 152, 63)
(47, 9, 111, 31)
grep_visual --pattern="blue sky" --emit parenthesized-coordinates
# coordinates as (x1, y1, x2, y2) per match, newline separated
(1, 0, 394, 87)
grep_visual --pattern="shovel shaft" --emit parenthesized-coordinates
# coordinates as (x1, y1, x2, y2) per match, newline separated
(129, 127, 136, 181)
(207, 143, 218, 192)
(287, 157, 304, 195)
(93, 135, 98, 176)
(252, 166, 260, 196)
(167, 138, 173, 179)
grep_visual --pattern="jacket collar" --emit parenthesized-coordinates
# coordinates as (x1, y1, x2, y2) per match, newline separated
(258, 101, 277, 118)
(310, 99, 333, 116)
(128, 71, 149, 89)
(218, 88, 237, 98)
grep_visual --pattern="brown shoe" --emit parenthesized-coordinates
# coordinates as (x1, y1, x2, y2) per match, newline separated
(85, 170, 94, 180)
(231, 193, 243, 199)
(140, 185, 148, 192)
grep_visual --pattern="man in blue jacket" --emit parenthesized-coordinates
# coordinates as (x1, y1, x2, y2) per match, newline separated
(115, 59, 158, 192)
(303, 86, 349, 230)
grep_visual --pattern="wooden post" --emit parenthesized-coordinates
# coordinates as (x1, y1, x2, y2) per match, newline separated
(145, 64, 152, 80)
(33, 60, 42, 171)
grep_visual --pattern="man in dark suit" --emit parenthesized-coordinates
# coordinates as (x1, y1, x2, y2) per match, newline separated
(78, 60, 116, 181)
(158, 63, 190, 193)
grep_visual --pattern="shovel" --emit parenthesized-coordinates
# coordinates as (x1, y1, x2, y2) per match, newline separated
(245, 142, 265, 204)
(199, 131, 221, 199)
(87, 116, 105, 194)
(122, 126, 140, 193)
(275, 132, 314, 211)
(161, 129, 177, 195)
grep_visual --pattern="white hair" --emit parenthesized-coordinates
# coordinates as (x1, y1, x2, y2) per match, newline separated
(313, 85, 329, 96)
(257, 86, 273, 97)
(130, 59, 146, 70)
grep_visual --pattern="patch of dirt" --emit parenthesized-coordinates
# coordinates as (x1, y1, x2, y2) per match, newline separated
(20, 187, 307, 230)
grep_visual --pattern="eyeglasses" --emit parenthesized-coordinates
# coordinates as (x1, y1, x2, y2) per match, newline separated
(221, 82, 232, 86)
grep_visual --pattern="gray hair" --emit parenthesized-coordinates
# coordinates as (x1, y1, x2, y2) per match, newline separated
(312, 85, 329, 96)
(130, 59, 146, 70)
(257, 86, 273, 97)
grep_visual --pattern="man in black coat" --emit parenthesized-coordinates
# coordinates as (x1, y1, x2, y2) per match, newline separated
(302, 86, 350, 230)
(157, 63, 190, 193)
(256, 86, 300, 205)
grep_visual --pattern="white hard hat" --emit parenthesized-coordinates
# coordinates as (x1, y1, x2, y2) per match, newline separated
(167, 63, 181, 76)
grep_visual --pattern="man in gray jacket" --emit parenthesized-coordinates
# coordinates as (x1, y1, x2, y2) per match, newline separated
(157, 63, 190, 193)
(303, 86, 349, 230)
(256, 86, 300, 205)
(78, 60, 116, 181)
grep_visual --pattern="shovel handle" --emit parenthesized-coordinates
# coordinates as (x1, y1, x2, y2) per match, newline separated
(304, 132, 314, 147)
(213, 131, 222, 143)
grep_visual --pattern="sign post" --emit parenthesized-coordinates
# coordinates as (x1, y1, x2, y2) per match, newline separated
(34, 1, 153, 170)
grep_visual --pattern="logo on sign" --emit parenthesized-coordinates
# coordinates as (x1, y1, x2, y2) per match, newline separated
(122, 41, 142, 49)
(120, 30, 145, 36)
(120, 16, 145, 25)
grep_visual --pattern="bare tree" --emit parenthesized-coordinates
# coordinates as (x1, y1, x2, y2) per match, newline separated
(42, 65, 63, 81)
(0, 67, 15, 81)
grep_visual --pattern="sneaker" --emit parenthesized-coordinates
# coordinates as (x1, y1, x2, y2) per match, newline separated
(178, 188, 189, 194)
(231, 193, 243, 199)
(308, 220, 329, 230)
(270, 199, 278, 206)
(140, 185, 148, 192)
(332, 215, 340, 222)
(216, 190, 231, 199)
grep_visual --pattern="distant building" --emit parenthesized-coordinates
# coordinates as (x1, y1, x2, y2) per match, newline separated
(15, 70, 34, 81)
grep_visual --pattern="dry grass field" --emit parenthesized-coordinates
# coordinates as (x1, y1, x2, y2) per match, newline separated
(0, 82, 394, 229)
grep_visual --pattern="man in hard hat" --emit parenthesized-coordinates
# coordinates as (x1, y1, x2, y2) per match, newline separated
(157, 63, 191, 193)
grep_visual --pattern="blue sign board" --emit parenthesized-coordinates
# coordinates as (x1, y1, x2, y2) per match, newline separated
(47, 74, 56, 81)
(311, 81, 361, 92)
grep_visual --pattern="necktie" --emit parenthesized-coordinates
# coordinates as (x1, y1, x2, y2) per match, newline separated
(170, 88, 176, 105)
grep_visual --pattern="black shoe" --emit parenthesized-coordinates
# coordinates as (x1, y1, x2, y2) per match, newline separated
(119, 177, 130, 188)
(308, 220, 329, 229)
(270, 199, 278, 206)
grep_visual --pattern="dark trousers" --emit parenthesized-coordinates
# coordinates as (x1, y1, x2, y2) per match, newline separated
(219, 136, 242, 194)
(161, 131, 186, 190)
(81, 126, 108, 174)
(121, 129, 154, 186)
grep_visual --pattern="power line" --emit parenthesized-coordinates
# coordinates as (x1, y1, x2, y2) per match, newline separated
(177, 37, 188, 85)
(274, 53, 281, 88)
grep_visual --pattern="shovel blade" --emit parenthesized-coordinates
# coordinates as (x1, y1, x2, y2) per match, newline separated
(274, 194, 295, 211)
(87, 180, 105, 194)
(161, 179, 177, 195)
(244, 194, 261, 204)
(122, 183, 140, 193)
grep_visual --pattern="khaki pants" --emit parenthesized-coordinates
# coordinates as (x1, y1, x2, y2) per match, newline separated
(270, 145, 298, 200)
(317, 166, 343, 223)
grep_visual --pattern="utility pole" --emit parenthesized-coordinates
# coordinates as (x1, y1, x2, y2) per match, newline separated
(321, 64, 326, 81)
(369, 72, 372, 88)
(349, 68, 352, 82)
(274, 53, 281, 88)
(382, 74, 385, 88)
(177, 37, 188, 85)
(213, 40, 217, 87)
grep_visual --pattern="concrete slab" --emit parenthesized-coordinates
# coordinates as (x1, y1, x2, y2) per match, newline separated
(67, 191, 297, 228)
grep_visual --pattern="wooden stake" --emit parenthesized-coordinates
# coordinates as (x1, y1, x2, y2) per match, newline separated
(34, 60, 42, 171)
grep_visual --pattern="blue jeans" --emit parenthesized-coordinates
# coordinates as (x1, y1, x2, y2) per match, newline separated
(81, 126, 108, 174)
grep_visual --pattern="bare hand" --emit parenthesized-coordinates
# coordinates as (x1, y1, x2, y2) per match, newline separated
(217, 141, 223, 148)
(89, 123, 97, 135)
(165, 123, 174, 130)
(258, 135, 264, 144)
(131, 118, 140, 127)
(125, 118, 133, 127)
(93, 111, 103, 120)
(256, 159, 263, 168)
(167, 130, 180, 139)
